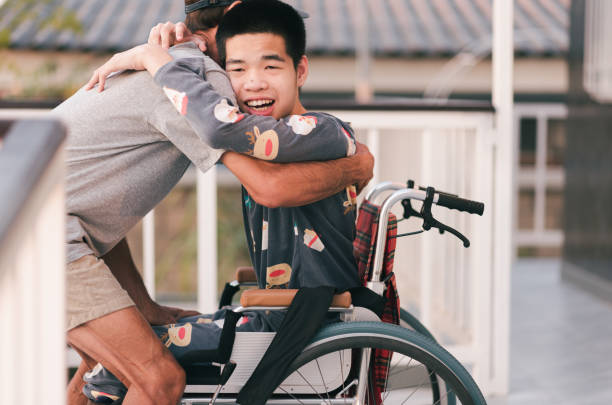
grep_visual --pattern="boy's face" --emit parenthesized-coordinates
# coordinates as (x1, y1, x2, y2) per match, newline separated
(225, 33, 308, 119)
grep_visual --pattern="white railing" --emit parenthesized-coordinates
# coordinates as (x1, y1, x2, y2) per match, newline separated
(514, 103, 567, 250)
(332, 109, 502, 396)
(1, 106, 511, 396)
(0, 120, 67, 405)
(142, 108, 509, 396)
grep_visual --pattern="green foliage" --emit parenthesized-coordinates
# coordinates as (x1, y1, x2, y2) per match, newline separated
(0, 29, 10, 48)
(0, 0, 83, 48)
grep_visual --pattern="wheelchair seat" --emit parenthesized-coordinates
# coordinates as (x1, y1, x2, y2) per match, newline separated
(240, 288, 352, 308)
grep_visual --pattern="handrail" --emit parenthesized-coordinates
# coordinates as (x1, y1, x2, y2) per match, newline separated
(0, 119, 67, 405)
(0, 120, 65, 256)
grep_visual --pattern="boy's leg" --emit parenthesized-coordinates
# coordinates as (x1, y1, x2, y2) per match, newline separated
(68, 306, 185, 405)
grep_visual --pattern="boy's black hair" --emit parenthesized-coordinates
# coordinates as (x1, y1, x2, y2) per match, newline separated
(184, 0, 227, 32)
(215, 0, 306, 69)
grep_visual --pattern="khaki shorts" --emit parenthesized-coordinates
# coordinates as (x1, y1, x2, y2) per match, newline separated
(66, 254, 135, 330)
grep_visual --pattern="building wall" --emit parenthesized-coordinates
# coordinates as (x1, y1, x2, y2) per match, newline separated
(0, 49, 568, 100)
(563, 0, 612, 296)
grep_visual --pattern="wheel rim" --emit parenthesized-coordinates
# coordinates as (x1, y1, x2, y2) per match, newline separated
(274, 325, 484, 405)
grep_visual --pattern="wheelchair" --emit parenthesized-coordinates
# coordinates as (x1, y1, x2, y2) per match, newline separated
(181, 181, 488, 405)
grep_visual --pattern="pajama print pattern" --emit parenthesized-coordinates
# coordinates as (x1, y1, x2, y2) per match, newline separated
(84, 58, 360, 402)
(153, 57, 361, 292)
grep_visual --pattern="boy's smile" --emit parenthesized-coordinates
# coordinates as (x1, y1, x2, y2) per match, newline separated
(225, 33, 308, 119)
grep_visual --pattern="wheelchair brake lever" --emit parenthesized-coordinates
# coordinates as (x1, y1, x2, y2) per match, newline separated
(402, 180, 423, 220)
(421, 186, 471, 248)
(433, 221, 470, 248)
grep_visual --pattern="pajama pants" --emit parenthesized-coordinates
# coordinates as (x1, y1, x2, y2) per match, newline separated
(82, 308, 284, 403)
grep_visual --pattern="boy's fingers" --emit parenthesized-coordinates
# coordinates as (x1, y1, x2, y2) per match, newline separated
(160, 22, 175, 49)
(175, 24, 184, 41)
(148, 24, 162, 46)
(98, 71, 107, 92)
(85, 71, 98, 91)
(176, 22, 190, 41)
(194, 37, 207, 52)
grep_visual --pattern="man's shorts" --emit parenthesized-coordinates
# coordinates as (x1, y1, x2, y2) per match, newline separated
(66, 254, 135, 330)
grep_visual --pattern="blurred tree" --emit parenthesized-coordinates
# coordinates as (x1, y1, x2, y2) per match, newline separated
(0, 0, 82, 48)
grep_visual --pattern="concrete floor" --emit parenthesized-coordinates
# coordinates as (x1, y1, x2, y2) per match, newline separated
(487, 258, 612, 405)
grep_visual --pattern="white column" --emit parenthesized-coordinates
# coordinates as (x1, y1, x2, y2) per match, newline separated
(534, 114, 549, 234)
(142, 210, 156, 299)
(491, 0, 514, 395)
(354, 0, 373, 103)
(197, 166, 218, 313)
(419, 129, 434, 329)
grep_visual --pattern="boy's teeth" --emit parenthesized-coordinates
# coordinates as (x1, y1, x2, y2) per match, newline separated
(247, 99, 273, 107)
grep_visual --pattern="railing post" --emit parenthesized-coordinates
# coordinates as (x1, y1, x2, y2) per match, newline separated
(491, 0, 514, 395)
(197, 166, 218, 313)
(143, 210, 156, 299)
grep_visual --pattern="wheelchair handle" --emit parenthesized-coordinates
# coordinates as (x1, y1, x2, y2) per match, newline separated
(371, 188, 485, 285)
(365, 181, 406, 203)
(437, 194, 484, 216)
(372, 189, 429, 284)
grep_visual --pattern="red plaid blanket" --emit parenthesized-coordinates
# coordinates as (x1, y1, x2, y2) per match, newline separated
(353, 200, 400, 404)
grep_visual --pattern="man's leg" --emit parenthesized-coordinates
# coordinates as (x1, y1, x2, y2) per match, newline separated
(68, 306, 185, 405)
(66, 254, 184, 404)
(68, 358, 95, 405)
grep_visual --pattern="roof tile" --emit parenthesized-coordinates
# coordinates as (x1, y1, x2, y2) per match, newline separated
(0, 0, 569, 56)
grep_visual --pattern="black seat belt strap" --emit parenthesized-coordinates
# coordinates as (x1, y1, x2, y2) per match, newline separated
(237, 286, 335, 405)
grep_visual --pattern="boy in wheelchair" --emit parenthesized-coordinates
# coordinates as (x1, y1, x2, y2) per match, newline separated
(83, 0, 362, 402)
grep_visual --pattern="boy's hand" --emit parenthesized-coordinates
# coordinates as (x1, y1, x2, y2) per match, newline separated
(85, 44, 172, 91)
(148, 21, 207, 52)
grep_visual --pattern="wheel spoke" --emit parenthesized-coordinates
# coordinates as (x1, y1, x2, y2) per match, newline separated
(276, 327, 483, 405)
(398, 366, 440, 405)
(338, 350, 348, 405)
(296, 368, 328, 403)
(315, 358, 332, 404)
(277, 385, 307, 405)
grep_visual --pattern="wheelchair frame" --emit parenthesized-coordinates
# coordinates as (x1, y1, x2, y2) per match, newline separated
(180, 182, 487, 405)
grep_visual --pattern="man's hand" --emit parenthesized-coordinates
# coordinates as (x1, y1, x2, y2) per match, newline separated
(141, 301, 201, 326)
(352, 141, 375, 194)
(148, 21, 207, 52)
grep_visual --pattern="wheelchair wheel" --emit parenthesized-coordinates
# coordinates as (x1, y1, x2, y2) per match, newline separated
(399, 307, 455, 404)
(274, 322, 486, 405)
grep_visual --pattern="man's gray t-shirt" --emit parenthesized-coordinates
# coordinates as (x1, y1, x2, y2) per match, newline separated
(53, 43, 235, 263)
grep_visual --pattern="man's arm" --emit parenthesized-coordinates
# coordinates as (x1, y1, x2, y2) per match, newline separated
(101, 238, 199, 325)
(222, 142, 374, 208)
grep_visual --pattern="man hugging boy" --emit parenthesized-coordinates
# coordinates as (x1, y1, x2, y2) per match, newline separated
(83, 0, 361, 401)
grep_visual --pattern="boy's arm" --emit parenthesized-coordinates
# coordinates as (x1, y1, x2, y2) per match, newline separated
(87, 44, 354, 162)
(153, 57, 354, 163)
(222, 142, 374, 208)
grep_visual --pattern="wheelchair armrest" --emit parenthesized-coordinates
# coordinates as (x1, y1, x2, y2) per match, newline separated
(235, 266, 258, 283)
(240, 289, 352, 308)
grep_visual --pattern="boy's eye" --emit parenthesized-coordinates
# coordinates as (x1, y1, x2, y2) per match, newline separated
(265, 65, 280, 70)
(228, 67, 244, 73)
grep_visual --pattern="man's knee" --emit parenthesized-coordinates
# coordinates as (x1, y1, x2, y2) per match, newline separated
(145, 354, 186, 401)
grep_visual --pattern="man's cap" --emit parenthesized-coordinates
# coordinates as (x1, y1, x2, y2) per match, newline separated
(185, 0, 309, 18)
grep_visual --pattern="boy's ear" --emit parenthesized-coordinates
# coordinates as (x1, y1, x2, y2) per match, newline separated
(296, 55, 309, 88)
(226, 1, 241, 12)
